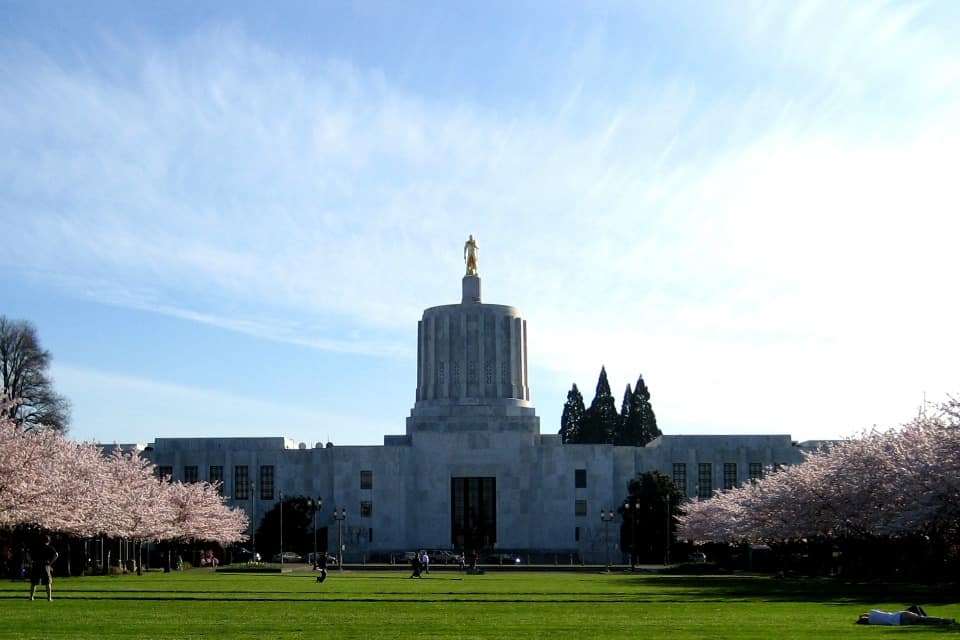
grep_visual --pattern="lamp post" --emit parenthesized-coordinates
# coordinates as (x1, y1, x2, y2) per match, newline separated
(306, 496, 324, 568)
(600, 509, 616, 572)
(623, 497, 640, 569)
(279, 491, 284, 566)
(664, 493, 671, 566)
(333, 507, 347, 572)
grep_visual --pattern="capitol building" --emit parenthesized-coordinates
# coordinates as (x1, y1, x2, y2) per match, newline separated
(143, 240, 811, 562)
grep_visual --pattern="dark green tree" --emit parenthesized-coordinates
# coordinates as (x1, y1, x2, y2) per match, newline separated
(559, 383, 586, 444)
(581, 366, 619, 444)
(618, 471, 683, 566)
(253, 495, 315, 560)
(632, 374, 661, 445)
(614, 384, 633, 445)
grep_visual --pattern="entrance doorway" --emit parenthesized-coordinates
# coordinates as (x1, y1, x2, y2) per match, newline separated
(451, 477, 496, 552)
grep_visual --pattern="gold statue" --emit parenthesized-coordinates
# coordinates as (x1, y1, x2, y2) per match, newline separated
(464, 235, 479, 276)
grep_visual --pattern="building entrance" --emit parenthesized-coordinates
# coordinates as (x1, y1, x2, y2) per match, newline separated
(451, 477, 496, 552)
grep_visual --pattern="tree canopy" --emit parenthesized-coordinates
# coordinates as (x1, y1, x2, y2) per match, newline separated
(0, 316, 70, 432)
(560, 368, 661, 446)
(559, 384, 585, 444)
(619, 471, 684, 565)
(677, 398, 960, 547)
(581, 366, 619, 443)
(254, 495, 322, 559)
(0, 397, 247, 544)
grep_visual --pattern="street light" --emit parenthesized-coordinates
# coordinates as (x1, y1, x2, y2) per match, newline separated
(306, 496, 324, 568)
(623, 497, 640, 569)
(664, 493, 672, 566)
(279, 491, 284, 566)
(333, 507, 347, 572)
(600, 509, 616, 572)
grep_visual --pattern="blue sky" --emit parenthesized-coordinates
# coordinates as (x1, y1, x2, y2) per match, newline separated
(2, 1, 958, 447)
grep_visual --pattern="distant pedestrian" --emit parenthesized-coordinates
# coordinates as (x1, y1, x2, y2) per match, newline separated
(410, 553, 422, 578)
(420, 550, 430, 574)
(29, 535, 58, 602)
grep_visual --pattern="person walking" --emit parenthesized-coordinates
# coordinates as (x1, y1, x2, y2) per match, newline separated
(29, 535, 58, 602)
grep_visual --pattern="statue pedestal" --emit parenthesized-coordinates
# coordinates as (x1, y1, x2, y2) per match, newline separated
(462, 275, 481, 304)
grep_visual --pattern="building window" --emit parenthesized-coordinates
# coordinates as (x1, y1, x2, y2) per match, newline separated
(360, 470, 373, 490)
(749, 462, 763, 481)
(360, 501, 373, 518)
(698, 463, 712, 499)
(209, 465, 224, 494)
(155, 466, 172, 480)
(575, 499, 587, 517)
(574, 469, 587, 489)
(183, 465, 198, 484)
(723, 463, 737, 490)
(369, 528, 373, 543)
(259, 465, 274, 500)
(234, 465, 249, 500)
(672, 463, 687, 493)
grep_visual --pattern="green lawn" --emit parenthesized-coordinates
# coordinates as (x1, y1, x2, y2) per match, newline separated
(1, 569, 956, 639)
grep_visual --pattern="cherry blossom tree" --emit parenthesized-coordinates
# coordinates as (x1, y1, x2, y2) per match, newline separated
(678, 397, 960, 554)
(0, 398, 71, 528)
(1, 397, 248, 564)
(166, 479, 248, 545)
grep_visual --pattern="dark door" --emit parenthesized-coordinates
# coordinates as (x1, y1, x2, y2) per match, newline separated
(451, 477, 496, 552)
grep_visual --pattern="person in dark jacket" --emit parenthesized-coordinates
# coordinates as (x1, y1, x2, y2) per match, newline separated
(29, 535, 58, 602)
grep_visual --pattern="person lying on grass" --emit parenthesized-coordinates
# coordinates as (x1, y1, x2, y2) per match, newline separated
(856, 605, 955, 626)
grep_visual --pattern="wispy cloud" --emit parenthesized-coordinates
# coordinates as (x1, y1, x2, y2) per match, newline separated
(53, 363, 395, 446)
(3, 3, 959, 443)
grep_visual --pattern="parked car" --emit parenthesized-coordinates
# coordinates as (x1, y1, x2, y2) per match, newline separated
(229, 547, 254, 562)
(271, 551, 303, 563)
(305, 552, 338, 566)
(429, 550, 462, 565)
(484, 552, 521, 565)
(688, 552, 707, 563)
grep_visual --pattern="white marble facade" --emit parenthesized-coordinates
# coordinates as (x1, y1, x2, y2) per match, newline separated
(143, 273, 809, 561)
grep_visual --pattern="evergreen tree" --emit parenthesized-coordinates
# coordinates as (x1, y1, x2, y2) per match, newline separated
(254, 495, 315, 560)
(618, 471, 683, 566)
(559, 383, 586, 444)
(632, 374, 661, 445)
(581, 366, 619, 444)
(614, 384, 633, 445)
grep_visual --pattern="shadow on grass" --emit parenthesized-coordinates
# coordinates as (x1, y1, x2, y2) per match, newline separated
(635, 575, 959, 605)
(0, 592, 762, 604)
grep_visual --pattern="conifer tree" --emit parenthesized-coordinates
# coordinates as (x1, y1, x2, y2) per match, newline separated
(559, 383, 586, 444)
(615, 384, 635, 445)
(582, 366, 619, 444)
(632, 374, 661, 445)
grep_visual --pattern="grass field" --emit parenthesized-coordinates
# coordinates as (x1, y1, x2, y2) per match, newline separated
(1, 568, 957, 639)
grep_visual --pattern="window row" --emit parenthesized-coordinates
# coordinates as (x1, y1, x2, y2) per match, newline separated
(157, 463, 787, 504)
(672, 461, 785, 498)
(152, 466, 378, 498)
